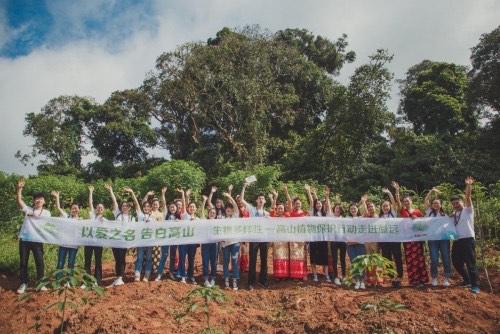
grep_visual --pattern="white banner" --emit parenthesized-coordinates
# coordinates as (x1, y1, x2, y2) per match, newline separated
(18, 215, 459, 248)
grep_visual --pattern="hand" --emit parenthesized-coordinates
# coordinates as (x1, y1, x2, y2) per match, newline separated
(51, 191, 60, 198)
(17, 178, 25, 190)
(465, 176, 474, 185)
(382, 188, 390, 194)
(211, 186, 217, 193)
(228, 184, 233, 193)
(431, 187, 441, 194)
(268, 193, 274, 201)
(304, 184, 311, 192)
(324, 186, 330, 196)
(271, 189, 278, 197)
(361, 194, 368, 202)
(104, 184, 113, 191)
(123, 187, 133, 194)
(283, 184, 288, 192)
(243, 182, 249, 188)
(222, 192, 231, 198)
(176, 188, 183, 194)
(161, 186, 167, 194)
(185, 189, 192, 197)
(391, 181, 400, 191)
(88, 185, 94, 193)
(202, 195, 208, 202)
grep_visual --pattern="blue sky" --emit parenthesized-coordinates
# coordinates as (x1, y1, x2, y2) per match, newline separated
(0, 0, 499, 174)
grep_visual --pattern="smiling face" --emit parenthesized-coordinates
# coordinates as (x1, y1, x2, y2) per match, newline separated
(143, 202, 152, 214)
(276, 203, 285, 216)
(402, 196, 412, 209)
(152, 199, 160, 211)
(215, 199, 224, 209)
(121, 202, 130, 214)
(175, 200, 183, 212)
(70, 204, 80, 217)
(187, 203, 197, 216)
(208, 208, 217, 219)
(381, 201, 391, 214)
(349, 204, 358, 217)
(95, 203, 105, 216)
(33, 195, 45, 209)
(334, 205, 342, 217)
(225, 206, 234, 217)
(168, 203, 177, 214)
(256, 195, 266, 208)
(431, 199, 442, 211)
(367, 202, 376, 216)
(314, 200, 323, 211)
(293, 198, 302, 211)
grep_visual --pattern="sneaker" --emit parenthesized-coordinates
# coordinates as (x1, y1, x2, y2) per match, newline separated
(225, 278, 230, 289)
(155, 274, 162, 282)
(360, 282, 366, 290)
(169, 273, 176, 280)
(17, 284, 27, 294)
(232, 279, 238, 291)
(204, 280, 211, 287)
(334, 277, 342, 286)
(248, 284, 255, 291)
(142, 277, 149, 283)
(112, 277, 124, 286)
(64, 282, 70, 288)
(354, 281, 361, 290)
(80, 284, 86, 290)
(190, 277, 197, 285)
(134, 271, 141, 282)
(443, 279, 450, 287)
(431, 278, 438, 287)
(325, 275, 332, 283)
(471, 287, 480, 294)
(210, 279, 215, 287)
(180, 277, 187, 284)
(313, 273, 318, 282)
(40, 286, 48, 292)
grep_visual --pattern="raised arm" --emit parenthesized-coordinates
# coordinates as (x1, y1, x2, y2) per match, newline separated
(88, 185, 95, 213)
(51, 191, 66, 217)
(223, 192, 240, 216)
(104, 183, 118, 212)
(324, 186, 332, 216)
(240, 182, 250, 207)
(123, 187, 141, 214)
(268, 192, 276, 211)
(464, 176, 474, 208)
(383, 187, 398, 211)
(185, 189, 192, 207)
(177, 188, 186, 212)
(160, 186, 167, 213)
(228, 184, 233, 197)
(304, 184, 314, 208)
(358, 194, 368, 215)
(201, 195, 208, 219)
(207, 186, 217, 209)
(391, 181, 402, 210)
(283, 184, 293, 212)
(16, 178, 27, 209)
(142, 190, 154, 205)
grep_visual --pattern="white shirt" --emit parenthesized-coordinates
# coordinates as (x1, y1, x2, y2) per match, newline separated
(380, 209, 397, 218)
(221, 208, 240, 248)
(137, 212, 153, 223)
(453, 206, 475, 239)
(22, 205, 51, 218)
(246, 204, 269, 217)
(89, 210, 108, 223)
(113, 209, 135, 223)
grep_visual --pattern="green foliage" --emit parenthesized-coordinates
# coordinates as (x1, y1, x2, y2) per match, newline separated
(346, 253, 398, 286)
(361, 298, 407, 313)
(0, 171, 20, 221)
(23, 175, 88, 209)
(20, 268, 104, 334)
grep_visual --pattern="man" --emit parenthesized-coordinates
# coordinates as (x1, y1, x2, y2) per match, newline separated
(451, 176, 479, 294)
(240, 182, 269, 290)
(16, 178, 50, 294)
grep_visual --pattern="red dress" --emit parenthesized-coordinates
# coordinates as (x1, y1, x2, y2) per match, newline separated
(238, 206, 250, 272)
(400, 208, 429, 285)
(287, 210, 308, 279)
(271, 210, 291, 278)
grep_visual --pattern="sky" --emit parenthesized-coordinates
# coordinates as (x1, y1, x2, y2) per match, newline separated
(0, 0, 499, 175)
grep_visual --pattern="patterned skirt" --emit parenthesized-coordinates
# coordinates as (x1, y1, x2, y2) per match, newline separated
(403, 242, 429, 285)
(290, 242, 307, 279)
(273, 242, 290, 278)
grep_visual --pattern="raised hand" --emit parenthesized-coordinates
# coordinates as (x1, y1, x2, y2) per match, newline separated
(88, 185, 94, 193)
(185, 189, 192, 197)
(51, 191, 60, 198)
(202, 195, 208, 202)
(304, 184, 311, 192)
(382, 188, 390, 194)
(161, 186, 167, 194)
(228, 184, 233, 193)
(361, 194, 368, 202)
(431, 187, 441, 194)
(123, 187, 134, 194)
(222, 192, 231, 198)
(104, 183, 113, 191)
(17, 178, 25, 190)
(271, 189, 278, 197)
(176, 188, 183, 194)
(211, 186, 217, 193)
(324, 186, 331, 196)
(465, 176, 474, 185)
(391, 181, 400, 191)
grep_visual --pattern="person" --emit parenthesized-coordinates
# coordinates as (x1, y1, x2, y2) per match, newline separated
(169, 196, 186, 279)
(346, 202, 366, 290)
(240, 182, 270, 290)
(360, 195, 379, 254)
(16, 179, 50, 294)
(207, 186, 226, 219)
(284, 185, 308, 281)
(378, 184, 403, 288)
(221, 190, 241, 290)
(143, 188, 168, 275)
(124, 187, 154, 282)
(269, 189, 291, 279)
(424, 187, 452, 287)
(177, 189, 199, 284)
(330, 202, 346, 286)
(200, 195, 218, 287)
(397, 186, 429, 287)
(451, 177, 479, 294)
(84, 185, 106, 287)
(305, 185, 331, 282)
(157, 202, 180, 281)
(51, 191, 80, 279)
(235, 194, 250, 273)
(105, 184, 135, 287)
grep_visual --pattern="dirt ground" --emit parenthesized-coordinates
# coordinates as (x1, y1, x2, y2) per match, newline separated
(0, 249, 499, 334)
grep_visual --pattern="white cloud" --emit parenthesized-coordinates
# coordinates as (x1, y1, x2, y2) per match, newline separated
(0, 0, 499, 175)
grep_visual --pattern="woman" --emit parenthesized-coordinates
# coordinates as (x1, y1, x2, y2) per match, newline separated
(330, 202, 346, 286)
(157, 203, 180, 281)
(378, 184, 403, 287)
(305, 185, 331, 282)
(236, 194, 250, 273)
(270, 190, 291, 279)
(425, 188, 451, 287)
(84, 185, 106, 287)
(52, 191, 80, 279)
(221, 191, 241, 290)
(346, 202, 366, 290)
(124, 187, 154, 282)
(201, 195, 218, 287)
(284, 185, 308, 281)
(178, 189, 199, 284)
(361, 196, 379, 254)
(397, 187, 429, 287)
(143, 187, 168, 275)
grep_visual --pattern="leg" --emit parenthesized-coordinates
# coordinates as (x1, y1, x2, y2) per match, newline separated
(428, 241, 439, 279)
(440, 240, 452, 279)
(452, 240, 469, 284)
(223, 246, 230, 280)
(339, 243, 347, 277)
(84, 246, 93, 275)
(248, 242, 258, 286)
(57, 247, 67, 270)
(393, 243, 404, 279)
(201, 244, 210, 279)
(231, 244, 241, 280)
(156, 246, 169, 276)
(332, 242, 339, 278)
(112, 248, 120, 276)
(464, 239, 479, 288)
(169, 245, 178, 275)
(135, 247, 145, 274)
(145, 247, 153, 277)
(259, 243, 268, 285)
(187, 245, 197, 279)
(94, 247, 103, 285)
(67, 248, 78, 270)
(177, 245, 187, 278)
(210, 244, 218, 279)
(32, 242, 45, 282)
(19, 240, 30, 285)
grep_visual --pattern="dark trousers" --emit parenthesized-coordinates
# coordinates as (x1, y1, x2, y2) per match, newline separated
(19, 240, 44, 284)
(112, 248, 127, 277)
(330, 242, 346, 277)
(169, 245, 178, 274)
(452, 238, 478, 288)
(84, 246, 103, 284)
(248, 242, 268, 286)
(380, 242, 404, 279)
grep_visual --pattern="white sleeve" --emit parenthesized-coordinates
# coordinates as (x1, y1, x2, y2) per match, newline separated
(113, 209, 121, 218)
(21, 205, 33, 215)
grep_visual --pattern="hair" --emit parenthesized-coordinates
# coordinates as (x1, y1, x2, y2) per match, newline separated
(379, 200, 394, 217)
(312, 199, 326, 217)
(225, 203, 234, 210)
(348, 202, 359, 217)
(256, 193, 266, 199)
(293, 197, 301, 203)
(333, 203, 343, 216)
(450, 195, 463, 202)
(32, 192, 45, 200)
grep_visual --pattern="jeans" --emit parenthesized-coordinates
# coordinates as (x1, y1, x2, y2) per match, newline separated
(223, 243, 240, 280)
(428, 240, 451, 279)
(57, 247, 78, 271)
(84, 246, 102, 284)
(135, 247, 153, 276)
(178, 244, 197, 279)
(248, 242, 268, 286)
(452, 238, 478, 288)
(156, 246, 169, 276)
(347, 244, 366, 279)
(379, 242, 404, 279)
(19, 240, 44, 285)
(112, 248, 127, 277)
(169, 245, 178, 275)
(201, 243, 218, 280)
(330, 242, 346, 278)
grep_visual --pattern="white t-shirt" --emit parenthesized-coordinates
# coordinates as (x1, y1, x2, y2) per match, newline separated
(380, 209, 397, 218)
(113, 209, 135, 223)
(137, 212, 154, 223)
(22, 205, 51, 218)
(89, 210, 108, 223)
(453, 206, 475, 239)
(221, 208, 240, 248)
(425, 208, 446, 217)
(246, 204, 269, 217)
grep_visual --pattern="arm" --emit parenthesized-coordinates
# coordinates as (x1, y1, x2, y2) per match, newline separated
(123, 187, 141, 214)
(391, 181, 402, 210)
(464, 176, 474, 208)
(177, 188, 186, 212)
(228, 184, 233, 197)
(51, 191, 66, 217)
(268, 193, 276, 211)
(142, 190, 154, 205)
(324, 186, 332, 216)
(223, 192, 239, 216)
(358, 194, 368, 215)
(88, 185, 95, 213)
(201, 195, 208, 218)
(304, 184, 314, 208)
(240, 182, 250, 208)
(283, 184, 293, 212)
(104, 183, 118, 212)
(185, 189, 192, 207)
(207, 186, 217, 209)
(383, 187, 398, 211)
(16, 179, 27, 209)
(160, 186, 167, 213)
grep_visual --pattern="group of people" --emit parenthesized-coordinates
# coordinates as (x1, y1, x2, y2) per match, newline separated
(15, 176, 480, 294)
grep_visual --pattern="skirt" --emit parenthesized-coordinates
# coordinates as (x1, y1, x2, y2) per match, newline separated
(290, 242, 307, 279)
(309, 241, 329, 265)
(273, 242, 290, 278)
